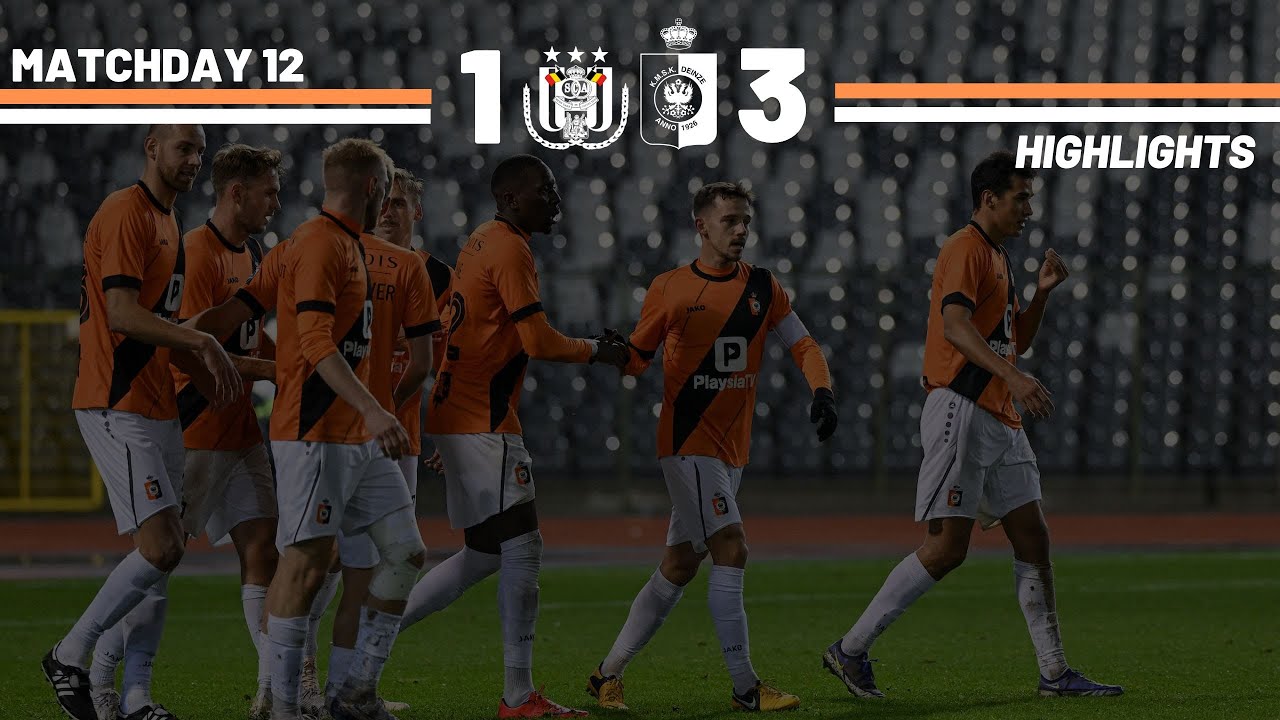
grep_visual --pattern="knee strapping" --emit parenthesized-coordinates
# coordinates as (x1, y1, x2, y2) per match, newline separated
(366, 509, 426, 601)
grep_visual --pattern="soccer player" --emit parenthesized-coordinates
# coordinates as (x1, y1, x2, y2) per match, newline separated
(87, 143, 284, 720)
(821, 150, 1123, 699)
(44, 124, 242, 720)
(584, 181, 838, 713)
(238, 138, 423, 720)
(397, 155, 627, 718)
(302, 167, 453, 717)
(311, 184, 441, 716)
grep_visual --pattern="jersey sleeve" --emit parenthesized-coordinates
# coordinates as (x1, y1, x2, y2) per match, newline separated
(177, 238, 219, 323)
(236, 241, 285, 318)
(623, 274, 671, 375)
(291, 237, 342, 365)
(98, 202, 154, 291)
(937, 239, 989, 314)
(765, 272, 795, 331)
(492, 241, 543, 321)
(402, 254, 441, 338)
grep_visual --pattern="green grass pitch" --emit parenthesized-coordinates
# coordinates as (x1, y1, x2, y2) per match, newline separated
(3, 551, 1276, 719)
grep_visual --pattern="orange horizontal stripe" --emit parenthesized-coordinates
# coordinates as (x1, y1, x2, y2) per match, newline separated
(0, 88, 431, 105)
(834, 82, 1280, 100)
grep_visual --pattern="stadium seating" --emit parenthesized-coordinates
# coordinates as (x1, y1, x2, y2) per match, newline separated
(0, 0, 1276, 486)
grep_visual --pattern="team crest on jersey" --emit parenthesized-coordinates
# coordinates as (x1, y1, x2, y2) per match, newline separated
(641, 19, 717, 148)
(748, 293, 762, 316)
(946, 486, 963, 508)
(144, 476, 162, 501)
(523, 45, 628, 149)
(316, 499, 332, 525)
(514, 464, 531, 486)
(710, 492, 729, 517)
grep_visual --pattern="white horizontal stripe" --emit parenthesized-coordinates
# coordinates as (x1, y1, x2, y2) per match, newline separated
(0, 108, 431, 125)
(834, 105, 1280, 124)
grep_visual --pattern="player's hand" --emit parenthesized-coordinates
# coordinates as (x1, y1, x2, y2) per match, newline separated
(197, 333, 242, 408)
(1008, 370, 1054, 419)
(1037, 249, 1069, 293)
(589, 328, 630, 369)
(810, 387, 838, 442)
(364, 407, 411, 460)
(424, 450, 445, 475)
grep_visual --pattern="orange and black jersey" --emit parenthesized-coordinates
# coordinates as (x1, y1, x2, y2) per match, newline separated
(625, 260, 831, 467)
(73, 181, 185, 420)
(261, 209, 374, 444)
(391, 248, 452, 455)
(362, 233, 440, 414)
(426, 216, 590, 435)
(923, 220, 1022, 428)
(172, 221, 267, 450)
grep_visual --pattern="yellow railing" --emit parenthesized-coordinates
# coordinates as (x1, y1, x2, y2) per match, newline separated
(0, 310, 102, 511)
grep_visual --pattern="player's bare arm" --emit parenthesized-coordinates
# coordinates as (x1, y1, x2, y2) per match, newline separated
(392, 335, 434, 411)
(1014, 248, 1069, 354)
(941, 304, 1053, 419)
(313, 353, 410, 459)
(106, 286, 241, 407)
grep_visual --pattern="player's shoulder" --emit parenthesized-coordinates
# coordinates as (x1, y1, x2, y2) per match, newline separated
(181, 221, 219, 252)
(92, 183, 156, 224)
(939, 223, 992, 261)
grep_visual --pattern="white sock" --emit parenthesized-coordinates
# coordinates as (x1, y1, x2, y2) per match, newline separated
(268, 614, 308, 713)
(119, 578, 168, 715)
(1014, 560, 1068, 679)
(325, 645, 356, 699)
(841, 552, 936, 657)
(401, 546, 500, 630)
(304, 572, 341, 660)
(341, 609, 402, 701)
(600, 567, 685, 677)
(499, 531, 542, 707)
(241, 584, 270, 690)
(57, 550, 166, 668)
(707, 565, 757, 696)
(90, 622, 124, 689)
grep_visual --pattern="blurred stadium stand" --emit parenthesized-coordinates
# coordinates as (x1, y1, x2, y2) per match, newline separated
(0, 0, 1277, 510)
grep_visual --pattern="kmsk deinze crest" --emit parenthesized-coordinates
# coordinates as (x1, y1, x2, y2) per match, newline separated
(642, 18, 717, 149)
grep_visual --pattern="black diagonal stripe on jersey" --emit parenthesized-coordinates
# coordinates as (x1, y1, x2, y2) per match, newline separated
(488, 351, 529, 431)
(176, 382, 210, 430)
(108, 235, 186, 408)
(424, 255, 452, 302)
(670, 266, 773, 455)
(949, 252, 1018, 402)
(297, 251, 372, 439)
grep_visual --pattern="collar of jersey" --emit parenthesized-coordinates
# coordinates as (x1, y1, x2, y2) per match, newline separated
(135, 180, 172, 215)
(320, 207, 362, 239)
(493, 214, 532, 241)
(691, 260, 739, 282)
(204, 220, 247, 253)
(967, 220, 1003, 250)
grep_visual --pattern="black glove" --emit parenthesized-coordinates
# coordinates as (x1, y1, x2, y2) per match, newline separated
(589, 327, 630, 368)
(810, 387, 838, 442)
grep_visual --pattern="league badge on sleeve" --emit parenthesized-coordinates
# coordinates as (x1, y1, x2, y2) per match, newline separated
(642, 19, 718, 148)
(523, 45, 628, 150)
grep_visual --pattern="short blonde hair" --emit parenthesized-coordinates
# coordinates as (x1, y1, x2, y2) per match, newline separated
(321, 138, 391, 192)
(392, 168, 424, 209)
(211, 143, 283, 196)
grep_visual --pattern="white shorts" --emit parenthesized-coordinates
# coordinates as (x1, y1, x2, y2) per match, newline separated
(271, 439, 412, 549)
(76, 409, 185, 535)
(339, 453, 418, 569)
(914, 388, 1041, 529)
(660, 455, 744, 554)
(181, 444, 277, 546)
(431, 433, 534, 530)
